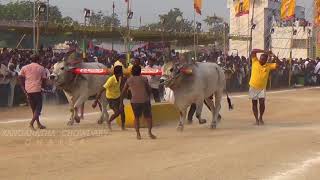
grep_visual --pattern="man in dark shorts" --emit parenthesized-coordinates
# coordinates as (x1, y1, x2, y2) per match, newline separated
(121, 65, 156, 140)
(93, 65, 125, 130)
(19, 54, 47, 130)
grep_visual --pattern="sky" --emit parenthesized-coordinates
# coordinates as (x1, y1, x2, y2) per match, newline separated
(1, 0, 314, 26)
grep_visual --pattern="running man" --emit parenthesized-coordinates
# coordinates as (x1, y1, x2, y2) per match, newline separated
(93, 65, 126, 130)
(19, 54, 47, 130)
(249, 49, 278, 125)
(121, 65, 156, 140)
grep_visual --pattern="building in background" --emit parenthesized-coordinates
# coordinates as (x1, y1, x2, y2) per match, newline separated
(227, 0, 313, 59)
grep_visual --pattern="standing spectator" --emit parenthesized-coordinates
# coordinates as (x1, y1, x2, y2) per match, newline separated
(249, 49, 278, 126)
(121, 65, 156, 140)
(19, 54, 47, 130)
(145, 58, 161, 102)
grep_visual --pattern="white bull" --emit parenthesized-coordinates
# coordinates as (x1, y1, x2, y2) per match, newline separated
(51, 60, 109, 126)
(162, 62, 232, 131)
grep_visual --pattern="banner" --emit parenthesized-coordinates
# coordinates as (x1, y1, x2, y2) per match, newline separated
(194, 0, 202, 15)
(281, 0, 295, 21)
(315, 0, 320, 26)
(234, 0, 250, 17)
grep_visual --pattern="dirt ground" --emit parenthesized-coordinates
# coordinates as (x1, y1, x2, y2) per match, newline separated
(1, 87, 320, 180)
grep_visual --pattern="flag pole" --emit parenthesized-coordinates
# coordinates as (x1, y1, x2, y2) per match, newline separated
(289, 19, 294, 87)
(248, 0, 256, 65)
(111, 1, 115, 52)
(125, 0, 130, 66)
(193, 8, 197, 62)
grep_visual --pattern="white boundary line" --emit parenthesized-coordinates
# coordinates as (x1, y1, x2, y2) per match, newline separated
(1, 87, 319, 124)
(231, 87, 320, 98)
(265, 153, 320, 180)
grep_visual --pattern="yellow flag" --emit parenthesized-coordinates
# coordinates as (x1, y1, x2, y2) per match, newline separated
(281, 0, 295, 21)
(234, 0, 250, 17)
(315, 0, 320, 26)
(194, 0, 202, 15)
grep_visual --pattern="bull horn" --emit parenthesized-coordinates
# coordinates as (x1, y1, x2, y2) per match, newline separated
(180, 68, 193, 75)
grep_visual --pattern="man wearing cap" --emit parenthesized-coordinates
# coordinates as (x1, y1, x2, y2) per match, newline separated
(249, 49, 278, 125)
(19, 54, 47, 130)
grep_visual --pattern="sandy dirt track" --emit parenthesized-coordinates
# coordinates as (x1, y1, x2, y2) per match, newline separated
(1, 87, 320, 180)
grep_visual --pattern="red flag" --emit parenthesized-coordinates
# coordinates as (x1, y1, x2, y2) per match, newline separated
(125, 0, 128, 3)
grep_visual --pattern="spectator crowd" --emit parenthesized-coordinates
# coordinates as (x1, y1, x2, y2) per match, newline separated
(1, 44, 320, 108)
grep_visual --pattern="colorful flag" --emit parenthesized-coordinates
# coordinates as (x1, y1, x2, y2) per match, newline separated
(125, 0, 128, 3)
(234, 0, 250, 17)
(194, 0, 202, 15)
(281, 0, 295, 21)
(315, 0, 320, 26)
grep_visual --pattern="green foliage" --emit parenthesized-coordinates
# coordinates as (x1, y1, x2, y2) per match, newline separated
(89, 11, 120, 27)
(140, 8, 193, 33)
(0, 1, 75, 48)
(203, 14, 226, 34)
(0, 1, 63, 22)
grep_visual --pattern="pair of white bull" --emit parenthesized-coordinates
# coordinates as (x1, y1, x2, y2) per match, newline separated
(51, 59, 231, 130)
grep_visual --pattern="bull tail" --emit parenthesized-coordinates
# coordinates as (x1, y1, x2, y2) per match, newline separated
(226, 91, 233, 111)
(216, 66, 233, 111)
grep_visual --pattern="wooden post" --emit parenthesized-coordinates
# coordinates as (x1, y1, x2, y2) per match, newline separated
(36, 16, 40, 53)
(193, 9, 197, 62)
(289, 21, 294, 87)
(248, 0, 256, 65)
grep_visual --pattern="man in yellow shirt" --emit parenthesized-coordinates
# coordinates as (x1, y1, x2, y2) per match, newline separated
(249, 49, 278, 125)
(93, 65, 125, 130)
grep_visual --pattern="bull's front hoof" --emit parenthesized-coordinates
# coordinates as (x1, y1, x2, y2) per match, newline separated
(217, 114, 222, 123)
(210, 123, 217, 129)
(199, 119, 207, 124)
(177, 125, 184, 132)
(67, 121, 74, 126)
(97, 119, 104, 125)
(75, 116, 81, 123)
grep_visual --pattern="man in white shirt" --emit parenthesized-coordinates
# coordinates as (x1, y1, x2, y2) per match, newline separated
(145, 58, 161, 102)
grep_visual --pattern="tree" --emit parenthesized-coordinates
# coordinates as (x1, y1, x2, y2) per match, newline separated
(204, 14, 225, 34)
(89, 11, 120, 27)
(140, 8, 193, 33)
(159, 8, 193, 32)
(102, 13, 120, 27)
(0, 1, 64, 22)
(0, 1, 77, 48)
(61, 16, 78, 26)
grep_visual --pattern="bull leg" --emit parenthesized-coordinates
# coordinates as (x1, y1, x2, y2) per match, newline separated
(73, 95, 89, 124)
(65, 93, 76, 126)
(211, 92, 222, 129)
(177, 108, 187, 132)
(67, 107, 75, 126)
(195, 102, 206, 124)
(98, 96, 109, 125)
(204, 97, 215, 125)
(205, 98, 221, 122)
(74, 107, 81, 123)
